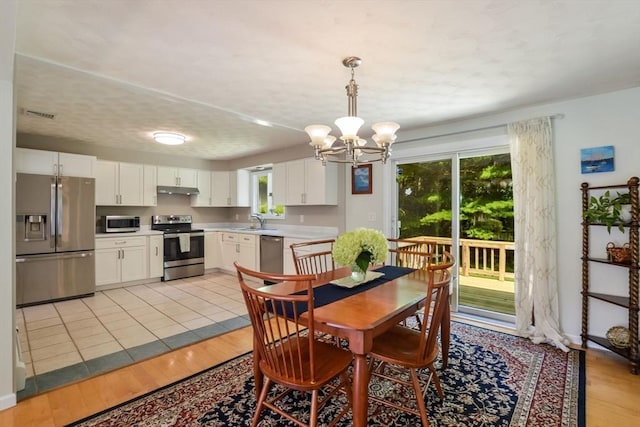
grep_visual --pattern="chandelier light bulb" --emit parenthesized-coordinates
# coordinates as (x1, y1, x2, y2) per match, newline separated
(305, 125, 332, 147)
(335, 116, 364, 140)
(323, 135, 337, 148)
(372, 121, 400, 145)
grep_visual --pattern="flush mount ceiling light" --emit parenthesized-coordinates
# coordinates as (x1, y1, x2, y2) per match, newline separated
(305, 56, 400, 167)
(153, 131, 186, 145)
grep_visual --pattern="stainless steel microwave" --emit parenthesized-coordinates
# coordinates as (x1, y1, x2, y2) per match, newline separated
(100, 215, 140, 233)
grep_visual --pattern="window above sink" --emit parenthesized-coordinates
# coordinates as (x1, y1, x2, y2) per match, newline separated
(250, 166, 285, 220)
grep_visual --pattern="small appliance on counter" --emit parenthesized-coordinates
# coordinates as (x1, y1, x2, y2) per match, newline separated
(15, 173, 96, 307)
(99, 215, 141, 233)
(151, 215, 204, 281)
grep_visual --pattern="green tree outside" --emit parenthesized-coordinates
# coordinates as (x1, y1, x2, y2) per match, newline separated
(397, 154, 513, 241)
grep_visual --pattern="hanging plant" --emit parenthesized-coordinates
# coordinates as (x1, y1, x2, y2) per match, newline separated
(583, 190, 630, 233)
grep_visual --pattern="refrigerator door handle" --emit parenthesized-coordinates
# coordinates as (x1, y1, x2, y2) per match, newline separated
(57, 181, 63, 242)
(50, 180, 56, 248)
(16, 251, 94, 261)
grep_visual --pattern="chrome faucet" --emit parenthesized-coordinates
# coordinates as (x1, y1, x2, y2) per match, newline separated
(250, 213, 266, 229)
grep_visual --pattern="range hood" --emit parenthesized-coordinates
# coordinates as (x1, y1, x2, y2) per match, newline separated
(157, 185, 200, 195)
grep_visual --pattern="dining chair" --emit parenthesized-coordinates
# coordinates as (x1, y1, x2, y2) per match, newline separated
(290, 238, 336, 275)
(387, 239, 455, 366)
(234, 262, 352, 427)
(368, 265, 452, 427)
(387, 237, 439, 269)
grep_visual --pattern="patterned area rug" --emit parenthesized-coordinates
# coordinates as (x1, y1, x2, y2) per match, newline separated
(67, 322, 585, 426)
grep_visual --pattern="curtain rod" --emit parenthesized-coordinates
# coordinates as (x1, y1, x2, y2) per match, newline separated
(399, 113, 565, 144)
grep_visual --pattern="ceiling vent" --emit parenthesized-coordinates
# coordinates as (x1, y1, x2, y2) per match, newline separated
(24, 109, 55, 120)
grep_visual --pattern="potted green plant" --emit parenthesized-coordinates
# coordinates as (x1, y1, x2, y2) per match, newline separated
(583, 190, 630, 233)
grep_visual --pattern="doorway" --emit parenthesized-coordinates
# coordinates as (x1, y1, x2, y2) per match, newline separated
(393, 148, 515, 323)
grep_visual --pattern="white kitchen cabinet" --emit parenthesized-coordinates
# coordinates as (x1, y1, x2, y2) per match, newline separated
(191, 170, 212, 207)
(95, 160, 144, 206)
(220, 232, 258, 272)
(157, 166, 198, 187)
(285, 158, 337, 206)
(16, 147, 96, 178)
(204, 231, 220, 269)
(143, 164, 157, 206)
(272, 162, 287, 207)
(283, 238, 299, 274)
(211, 170, 250, 207)
(95, 236, 148, 286)
(148, 235, 164, 278)
(211, 171, 231, 206)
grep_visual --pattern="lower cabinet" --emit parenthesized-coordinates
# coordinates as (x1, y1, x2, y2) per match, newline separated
(148, 235, 164, 278)
(205, 231, 220, 269)
(220, 232, 258, 272)
(96, 236, 148, 286)
(283, 238, 303, 274)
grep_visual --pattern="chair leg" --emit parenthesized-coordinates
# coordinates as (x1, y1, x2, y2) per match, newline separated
(441, 307, 450, 369)
(310, 389, 319, 427)
(410, 368, 430, 427)
(252, 377, 272, 427)
(428, 364, 444, 399)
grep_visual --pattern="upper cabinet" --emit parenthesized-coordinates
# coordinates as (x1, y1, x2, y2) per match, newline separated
(210, 170, 250, 207)
(143, 164, 157, 206)
(191, 170, 212, 207)
(16, 148, 96, 178)
(157, 166, 198, 187)
(285, 158, 337, 206)
(272, 162, 287, 207)
(96, 160, 144, 206)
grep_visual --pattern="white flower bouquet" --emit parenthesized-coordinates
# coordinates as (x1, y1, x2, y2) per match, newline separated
(332, 228, 388, 274)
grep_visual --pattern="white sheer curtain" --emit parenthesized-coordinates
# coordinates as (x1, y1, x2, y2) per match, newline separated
(509, 117, 570, 351)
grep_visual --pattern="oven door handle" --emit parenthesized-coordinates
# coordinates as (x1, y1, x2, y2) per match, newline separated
(164, 231, 204, 238)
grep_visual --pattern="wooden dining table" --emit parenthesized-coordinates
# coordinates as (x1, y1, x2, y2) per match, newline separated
(254, 265, 433, 427)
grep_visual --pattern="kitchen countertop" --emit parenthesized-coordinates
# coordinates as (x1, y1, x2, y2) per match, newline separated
(199, 223, 338, 240)
(95, 224, 337, 240)
(95, 229, 163, 238)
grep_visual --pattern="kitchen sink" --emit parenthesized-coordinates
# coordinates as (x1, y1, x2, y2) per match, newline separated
(231, 227, 279, 233)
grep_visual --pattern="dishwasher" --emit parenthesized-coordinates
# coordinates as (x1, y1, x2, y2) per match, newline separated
(260, 235, 284, 284)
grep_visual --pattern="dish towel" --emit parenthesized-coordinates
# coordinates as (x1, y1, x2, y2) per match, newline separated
(178, 233, 190, 253)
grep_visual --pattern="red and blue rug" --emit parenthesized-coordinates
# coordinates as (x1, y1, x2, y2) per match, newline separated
(67, 322, 585, 426)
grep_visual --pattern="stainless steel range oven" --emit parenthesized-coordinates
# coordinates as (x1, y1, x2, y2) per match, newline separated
(151, 215, 204, 281)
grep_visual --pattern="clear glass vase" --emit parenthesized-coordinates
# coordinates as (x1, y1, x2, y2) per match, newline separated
(351, 263, 367, 282)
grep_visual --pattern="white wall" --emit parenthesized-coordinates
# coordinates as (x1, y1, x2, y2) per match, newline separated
(0, 0, 17, 411)
(345, 86, 640, 343)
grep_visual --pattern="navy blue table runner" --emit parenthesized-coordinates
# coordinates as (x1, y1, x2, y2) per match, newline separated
(275, 265, 415, 318)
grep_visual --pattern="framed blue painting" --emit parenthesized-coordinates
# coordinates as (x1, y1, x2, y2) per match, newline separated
(352, 164, 372, 194)
(581, 145, 614, 174)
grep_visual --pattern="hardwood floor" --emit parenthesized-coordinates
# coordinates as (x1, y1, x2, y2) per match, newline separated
(1, 324, 638, 426)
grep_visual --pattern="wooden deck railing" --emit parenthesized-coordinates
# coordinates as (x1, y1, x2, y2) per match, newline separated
(406, 236, 515, 281)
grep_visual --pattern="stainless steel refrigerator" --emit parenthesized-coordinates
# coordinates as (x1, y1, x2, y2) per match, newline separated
(15, 173, 96, 306)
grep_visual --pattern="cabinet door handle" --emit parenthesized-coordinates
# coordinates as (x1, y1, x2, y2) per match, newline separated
(121, 249, 125, 259)
(155, 247, 158, 256)
(53, 163, 57, 176)
(58, 164, 64, 176)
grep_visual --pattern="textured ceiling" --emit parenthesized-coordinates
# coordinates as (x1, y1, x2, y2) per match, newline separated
(14, 0, 640, 160)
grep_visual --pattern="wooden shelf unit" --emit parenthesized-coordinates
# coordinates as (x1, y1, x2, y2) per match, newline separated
(581, 176, 639, 374)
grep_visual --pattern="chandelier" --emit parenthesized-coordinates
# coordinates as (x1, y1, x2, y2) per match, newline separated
(305, 56, 400, 167)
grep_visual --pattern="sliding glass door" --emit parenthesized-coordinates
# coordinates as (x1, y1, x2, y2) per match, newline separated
(393, 148, 515, 323)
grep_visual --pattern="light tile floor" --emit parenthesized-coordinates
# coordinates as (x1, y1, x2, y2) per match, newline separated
(16, 271, 254, 400)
